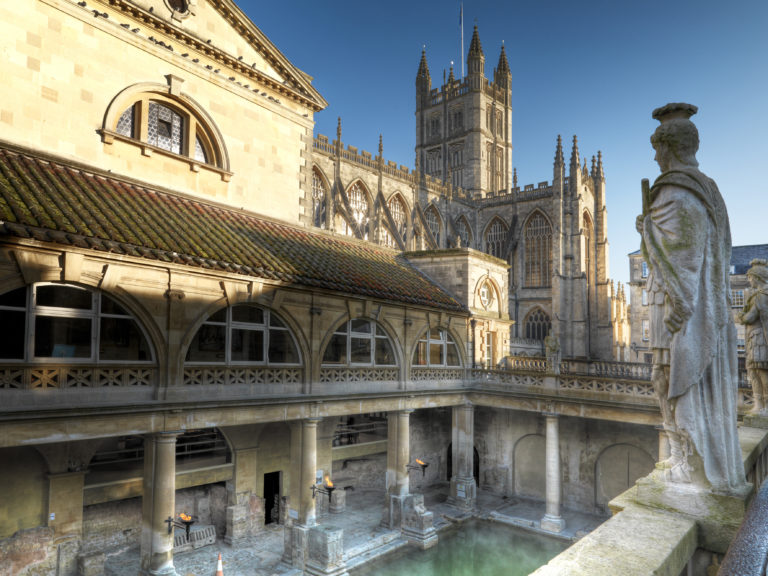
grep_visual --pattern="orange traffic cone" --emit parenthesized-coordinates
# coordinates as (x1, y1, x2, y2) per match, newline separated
(215, 552, 224, 576)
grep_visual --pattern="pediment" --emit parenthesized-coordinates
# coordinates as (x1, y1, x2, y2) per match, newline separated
(110, 0, 326, 110)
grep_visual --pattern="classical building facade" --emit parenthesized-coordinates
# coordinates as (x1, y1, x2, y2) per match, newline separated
(0, 2, 678, 576)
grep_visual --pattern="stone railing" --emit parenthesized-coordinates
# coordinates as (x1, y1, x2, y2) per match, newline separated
(498, 355, 549, 372)
(319, 367, 398, 384)
(183, 367, 302, 386)
(587, 361, 651, 380)
(558, 375, 656, 400)
(410, 367, 464, 382)
(0, 365, 156, 388)
(471, 369, 545, 389)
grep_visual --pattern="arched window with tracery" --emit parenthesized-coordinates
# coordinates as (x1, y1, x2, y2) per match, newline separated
(346, 182, 370, 239)
(425, 205, 441, 246)
(524, 212, 552, 287)
(485, 218, 508, 259)
(384, 195, 407, 248)
(524, 308, 551, 341)
(312, 169, 327, 229)
(456, 217, 472, 248)
(583, 212, 593, 286)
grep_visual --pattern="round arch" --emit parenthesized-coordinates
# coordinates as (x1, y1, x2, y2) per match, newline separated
(513, 433, 546, 499)
(473, 275, 502, 314)
(409, 324, 464, 367)
(594, 443, 654, 512)
(101, 81, 230, 170)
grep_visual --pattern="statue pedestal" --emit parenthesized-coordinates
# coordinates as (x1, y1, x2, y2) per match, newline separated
(401, 494, 438, 550)
(743, 412, 768, 429)
(632, 470, 752, 553)
(305, 525, 348, 576)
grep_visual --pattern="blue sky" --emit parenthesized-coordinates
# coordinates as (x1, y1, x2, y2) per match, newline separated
(247, 0, 768, 286)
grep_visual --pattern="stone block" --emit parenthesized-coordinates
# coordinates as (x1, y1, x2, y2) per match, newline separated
(78, 551, 106, 576)
(329, 489, 346, 514)
(633, 471, 752, 553)
(305, 525, 348, 576)
(400, 494, 438, 550)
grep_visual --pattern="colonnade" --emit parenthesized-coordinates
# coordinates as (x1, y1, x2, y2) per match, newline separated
(136, 406, 570, 573)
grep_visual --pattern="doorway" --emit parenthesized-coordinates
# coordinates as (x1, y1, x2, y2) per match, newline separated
(264, 471, 281, 525)
(446, 443, 480, 483)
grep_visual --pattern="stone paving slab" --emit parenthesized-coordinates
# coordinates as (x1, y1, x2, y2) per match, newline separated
(105, 484, 607, 575)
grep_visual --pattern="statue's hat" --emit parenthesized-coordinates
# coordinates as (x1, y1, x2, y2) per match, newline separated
(652, 102, 698, 123)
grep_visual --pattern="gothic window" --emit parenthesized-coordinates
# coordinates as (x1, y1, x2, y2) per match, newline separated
(186, 305, 300, 365)
(486, 143, 493, 188)
(425, 205, 441, 246)
(583, 212, 593, 285)
(495, 147, 504, 193)
(524, 212, 552, 287)
(384, 194, 407, 248)
(322, 319, 396, 366)
(456, 217, 472, 248)
(524, 308, 551, 341)
(427, 149, 442, 176)
(430, 115, 441, 137)
(346, 182, 370, 239)
(450, 108, 464, 133)
(450, 147, 463, 189)
(0, 284, 154, 362)
(111, 94, 224, 168)
(412, 328, 461, 367)
(312, 168, 327, 229)
(485, 218, 508, 259)
(496, 116, 504, 138)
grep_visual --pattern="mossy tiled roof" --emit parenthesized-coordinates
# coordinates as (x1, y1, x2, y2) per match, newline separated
(0, 144, 465, 312)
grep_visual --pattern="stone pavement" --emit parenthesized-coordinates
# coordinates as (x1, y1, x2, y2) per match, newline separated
(105, 484, 606, 575)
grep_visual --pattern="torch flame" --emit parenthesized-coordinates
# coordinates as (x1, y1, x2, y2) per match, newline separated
(179, 513, 192, 522)
(324, 475, 334, 488)
(416, 459, 426, 466)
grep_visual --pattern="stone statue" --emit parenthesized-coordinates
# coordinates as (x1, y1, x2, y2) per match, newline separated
(738, 259, 768, 414)
(544, 332, 560, 375)
(636, 103, 745, 492)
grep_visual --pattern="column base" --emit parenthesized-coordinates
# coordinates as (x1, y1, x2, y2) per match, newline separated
(448, 476, 477, 510)
(401, 494, 438, 550)
(305, 525, 349, 576)
(283, 523, 310, 570)
(540, 514, 566, 533)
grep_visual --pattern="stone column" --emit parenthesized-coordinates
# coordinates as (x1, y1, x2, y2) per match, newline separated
(140, 431, 179, 576)
(300, 418, 321, 527)
(540, 414, 565, 532)
(449, 403, 477, 509)
(395, 409, 413, 496)
(285, 418, 321, 571)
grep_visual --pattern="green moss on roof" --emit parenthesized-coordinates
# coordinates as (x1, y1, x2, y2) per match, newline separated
(0, 145, 465, 312)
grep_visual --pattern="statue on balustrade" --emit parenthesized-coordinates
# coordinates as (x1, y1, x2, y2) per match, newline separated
(738, 259, 768, 414)
(636, 102, 745, 492)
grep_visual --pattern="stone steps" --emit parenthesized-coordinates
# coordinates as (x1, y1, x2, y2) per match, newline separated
(344, 531, 407, 571)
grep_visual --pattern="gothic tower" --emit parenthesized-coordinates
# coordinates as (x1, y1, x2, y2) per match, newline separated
(414, 26, 513, 198)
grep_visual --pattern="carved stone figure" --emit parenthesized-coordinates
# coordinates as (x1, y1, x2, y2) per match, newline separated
(738, 259, 768, 414)
(636, 103, 745, 492)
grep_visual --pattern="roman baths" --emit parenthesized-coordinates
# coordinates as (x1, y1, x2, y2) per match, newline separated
(1, 0, 767, 575)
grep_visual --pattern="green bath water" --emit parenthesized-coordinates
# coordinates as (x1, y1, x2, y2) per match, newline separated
(350, 520, 568, 576)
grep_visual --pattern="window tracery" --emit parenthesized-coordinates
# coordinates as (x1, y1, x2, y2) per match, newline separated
(524, 212, 552, 287)
(485, 218, 508, 259)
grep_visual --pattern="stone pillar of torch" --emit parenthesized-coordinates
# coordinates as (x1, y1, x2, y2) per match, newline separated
(449, 402, 476, 509)
(140, 431, 180, 576)
(540, 413, 566, 532)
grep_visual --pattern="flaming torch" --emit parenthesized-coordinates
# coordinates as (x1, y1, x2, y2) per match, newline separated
(311, 475, 336, 502)
(165, 512, 197, 540)
(407, 458, 429, 477)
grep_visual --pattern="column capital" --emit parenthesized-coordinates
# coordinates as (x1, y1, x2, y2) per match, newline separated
(399, 408, 415, 416)
(148, 430, 182, 443)
(542, 411, 559, 418)
(303, 417, 322, 426)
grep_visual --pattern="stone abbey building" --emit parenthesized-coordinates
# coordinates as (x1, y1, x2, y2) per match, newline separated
(0, 1, 679, 575)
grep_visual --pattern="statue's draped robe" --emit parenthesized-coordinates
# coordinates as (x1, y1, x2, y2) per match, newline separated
(642, 168, 745, 492)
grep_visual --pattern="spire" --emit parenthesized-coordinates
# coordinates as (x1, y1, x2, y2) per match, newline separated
(569, 135, 580, 167)
(448, 63, 455, 84)
(467, 25, 486, 81)
(416, 47, 431, 81)
(336, 117, 342, 142)
(597, 150, 604, 179)
(591, 155, 597, 178)
(554, 134, 564, 166)
(468, 25, 484, 58)
(582, 158, 588, 179)
(513, 167, 518, 188)
(378, 134, 383, 157)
